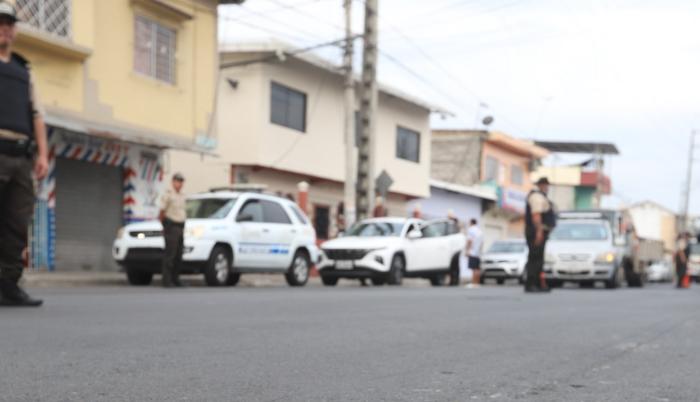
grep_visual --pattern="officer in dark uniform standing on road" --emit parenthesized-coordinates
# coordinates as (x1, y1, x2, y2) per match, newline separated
(524, 177, 556, 293)
(0, 2, 48, 307)
(159, 173, 186, 288)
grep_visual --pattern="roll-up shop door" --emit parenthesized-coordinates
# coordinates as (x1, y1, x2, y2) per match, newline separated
(54, 158, 123, 271)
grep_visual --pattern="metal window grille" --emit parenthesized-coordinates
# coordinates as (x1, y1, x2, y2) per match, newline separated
(16, 0, 71, 38)
(134, 16, 176, 84)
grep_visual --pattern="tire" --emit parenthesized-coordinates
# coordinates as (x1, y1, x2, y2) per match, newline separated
(429, 274, 445, 287)
(519, 271, 526, 285)
(547, 279, 563, 288)
(204, 246, 232, 287)
(321, 275, 338, 286)
(126, 267, 153, 286)
(227, 273, 241, 287)
(479, 276, 485, 285)
(387, 254, 405, 286)
(285, 251, 310, 287)
(371, 277, 386, 286)
(579, 281, 594, 289)
(496, 278, 505, 285)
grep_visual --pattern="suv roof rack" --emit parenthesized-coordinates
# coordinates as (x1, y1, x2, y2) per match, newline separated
(209, 184, 269, 193)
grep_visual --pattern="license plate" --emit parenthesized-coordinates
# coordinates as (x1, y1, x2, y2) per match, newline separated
(335, 260, 354, 270)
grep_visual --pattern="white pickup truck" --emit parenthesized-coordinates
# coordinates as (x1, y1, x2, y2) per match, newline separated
(317, 217, 466, 286)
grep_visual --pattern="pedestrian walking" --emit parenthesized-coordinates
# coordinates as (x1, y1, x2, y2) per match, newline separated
(0, 2, 48, 307)
(464, 218, 483, 289)
(159, 173, 187, 288)
(524, 177, 556, 293)
(675, 232, 691, 289)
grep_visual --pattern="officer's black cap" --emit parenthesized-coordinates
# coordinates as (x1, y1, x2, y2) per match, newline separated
(0, 2, 19, 23)
(535, 177, 550, 185)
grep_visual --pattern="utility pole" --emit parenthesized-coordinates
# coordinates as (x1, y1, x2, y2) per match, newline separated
(356, 0, 379, 220)
(681, 130, 697, 231)
(342, 0, 356, 228)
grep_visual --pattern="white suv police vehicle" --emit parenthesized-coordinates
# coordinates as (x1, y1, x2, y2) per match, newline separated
(113, 190, 320, 287)
(318, 218, 466, 286)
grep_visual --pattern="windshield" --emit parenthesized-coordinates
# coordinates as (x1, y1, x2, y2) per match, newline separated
(186, 198, 237, 219)
(346, 221, 405, 237)
(488, 242, 526, 253)
(550, 223, 609, 241)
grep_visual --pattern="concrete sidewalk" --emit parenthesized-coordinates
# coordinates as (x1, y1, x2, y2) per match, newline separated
(21, 271, 315, 288)
(20, 271, 433, 288)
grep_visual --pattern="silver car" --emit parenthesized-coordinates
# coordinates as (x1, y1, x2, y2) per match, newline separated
(480, 239, 528, 285)
(544, 219, 624, 289)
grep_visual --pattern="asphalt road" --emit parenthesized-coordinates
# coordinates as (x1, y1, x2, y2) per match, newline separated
(1, 282, 699, 402)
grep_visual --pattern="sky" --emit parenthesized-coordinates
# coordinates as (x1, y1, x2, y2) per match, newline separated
(219, 0, 700, 214)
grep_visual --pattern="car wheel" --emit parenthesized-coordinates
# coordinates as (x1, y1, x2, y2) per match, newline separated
(519, 272, 526, 285)
(321, 275, 338, 286)
(387, 254, 404, 286)
(429, 274, 445, 287)
(204, 246, 231, 287)
(227, 273, 241, 287)
(285, 251, 310, 287)
(579, 281, 594, 289)
(371, 277, 386, 286)
(496, 278, 505, 285)
(479, 276, 485, 285)
(546, 279, 562, 288)
(126, 267, 153, 286)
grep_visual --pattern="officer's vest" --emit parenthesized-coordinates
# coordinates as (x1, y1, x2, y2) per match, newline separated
(525, 190, 556, 237)
(0, 52, 33, 138)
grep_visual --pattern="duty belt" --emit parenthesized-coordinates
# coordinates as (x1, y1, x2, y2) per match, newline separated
(0, 138, 33, 157)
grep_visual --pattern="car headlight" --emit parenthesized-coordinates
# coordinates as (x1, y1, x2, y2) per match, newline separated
(595, 252, 615, 263)
(116, 227, 125, 239)
(186, 225, 206, 239)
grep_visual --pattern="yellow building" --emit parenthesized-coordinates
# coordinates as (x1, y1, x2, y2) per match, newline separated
(9, 0, 239, 271)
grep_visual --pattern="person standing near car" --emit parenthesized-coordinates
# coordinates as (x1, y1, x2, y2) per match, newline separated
(524, 177, 556, 293)
(0, 2, 48, 307)
(675, 232, 691, 289)
(159, 173, 187, 288)
(464, 219, 483, 289)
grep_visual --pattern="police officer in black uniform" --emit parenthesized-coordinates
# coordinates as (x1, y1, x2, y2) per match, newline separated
(524, 177, 556, 293)
(0, 2, 48, 306)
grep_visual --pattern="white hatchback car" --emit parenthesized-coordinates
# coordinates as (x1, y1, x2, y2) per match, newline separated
(318, 217, 466, 286)
(113, 190, 320, 287)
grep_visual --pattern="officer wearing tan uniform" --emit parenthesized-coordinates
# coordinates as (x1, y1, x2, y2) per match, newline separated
(0, 2, 48, 307)
(159, 173, 187, 287)
(524, 177, 556, 293)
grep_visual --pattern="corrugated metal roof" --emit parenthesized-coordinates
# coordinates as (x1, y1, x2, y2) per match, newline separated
(535, 141, 619, 155)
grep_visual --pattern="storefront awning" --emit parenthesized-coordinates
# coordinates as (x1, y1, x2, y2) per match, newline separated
(44, 108, 216, 154)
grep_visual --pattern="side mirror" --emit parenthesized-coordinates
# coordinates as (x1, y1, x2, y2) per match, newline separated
(236, 214, 254, 223)
(407, 230, 423, 240)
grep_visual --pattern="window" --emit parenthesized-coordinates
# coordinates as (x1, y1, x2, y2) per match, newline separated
(290, 204, 309, 225)
(354, 111, 362, 147)
(261, 200, 292, 224)
(396, 126, 420, 163)
(16, 0, 71, 38)
(421, 222, 444, 238)
(511, 165, 524, 185)
(186, 198, 237, 219)
(134, 16, 176, 84)
(270, 82, 306, 132)
(485, 156, 499, 182)
(237, 200, 264, 223)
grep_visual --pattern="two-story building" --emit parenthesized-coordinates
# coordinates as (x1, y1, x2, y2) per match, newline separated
(11, 0, 236, 272)
(172, 42, 443, 240)
(431, 129, 548, 245)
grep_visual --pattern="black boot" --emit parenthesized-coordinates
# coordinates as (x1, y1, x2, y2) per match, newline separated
(0, 279, 43, 307)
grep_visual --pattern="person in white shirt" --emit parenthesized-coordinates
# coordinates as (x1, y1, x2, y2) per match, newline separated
(465, 219, 483, 288)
